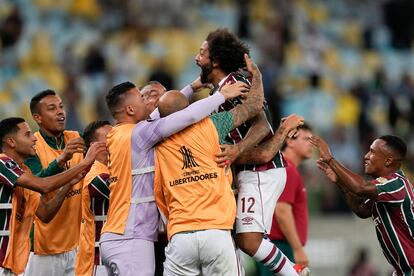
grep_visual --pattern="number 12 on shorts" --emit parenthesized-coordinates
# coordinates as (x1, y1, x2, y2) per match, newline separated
(241, 197, 255, 213)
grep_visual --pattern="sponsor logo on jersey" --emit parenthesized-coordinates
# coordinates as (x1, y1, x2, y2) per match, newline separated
(179, 146, 199, 169)
(169, 172, 218, 187)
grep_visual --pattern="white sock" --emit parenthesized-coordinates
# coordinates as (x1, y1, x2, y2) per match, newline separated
(253, 239, 298, 275)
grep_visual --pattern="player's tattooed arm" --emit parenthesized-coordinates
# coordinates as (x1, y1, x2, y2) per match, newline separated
(216, 54, 268, 167)
(235, 114, 304, 164)
(216, 112, 270, 167)
(230, 54, 264, 129)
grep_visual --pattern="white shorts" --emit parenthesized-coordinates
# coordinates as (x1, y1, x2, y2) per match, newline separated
(24, 249, 77, 276)
(92, 265, 108, 276)
(235, 168, 287, 234)
(164, 229, 242, 276)
(0, 267, 17, 276)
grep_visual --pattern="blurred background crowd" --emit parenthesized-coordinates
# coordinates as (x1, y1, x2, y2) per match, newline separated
(1, 0, 414, 274)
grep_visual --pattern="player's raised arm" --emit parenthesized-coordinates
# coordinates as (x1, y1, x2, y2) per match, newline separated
(17, 142, 105, 194)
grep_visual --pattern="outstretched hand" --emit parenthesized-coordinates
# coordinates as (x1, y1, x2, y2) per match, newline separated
(220, 81, 250, 100)
(316, 158, 338, 183)
(309, 136, 333, 163)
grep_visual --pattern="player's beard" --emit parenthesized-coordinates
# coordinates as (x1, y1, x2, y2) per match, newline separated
(200, 63, 213, 84)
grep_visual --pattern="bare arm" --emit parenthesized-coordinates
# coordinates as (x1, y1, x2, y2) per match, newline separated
(215, 111, 271, 167)
(339, 186, 373, 218)
(327, 159, 377, 198)
(317, 158, 373, 218)
(237, 125, 286, 164)
(311, 136, 378, 199)
(36, 170, 88, 222)
(230, 54, 264, 129)
(16, 142, 105, 194)
(275, 203, 309, 266)
(219, 114, 304, 166)
(328, 160, 377, 199)
(239, 114, 304, 164)
(238, 111, 271, 156)
(35, 183, 72, 223)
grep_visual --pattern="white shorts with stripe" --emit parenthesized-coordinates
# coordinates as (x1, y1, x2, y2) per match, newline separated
(24, 249, 77, 276)
(235, 168, 287, 234)
(164, 229, 242, 276)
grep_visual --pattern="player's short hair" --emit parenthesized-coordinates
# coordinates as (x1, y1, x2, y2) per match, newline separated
(30, 89, 56, 114)
(379, 135, 407, 160)
(0, 117, 26, 151)
(82, 120, 111, 148)
(206, 28, 249, 75)
(281, 123, 312, 151)
(142, 80, 164, 88)
(140, 81, 167, 94)
(105, 81, 136, 117)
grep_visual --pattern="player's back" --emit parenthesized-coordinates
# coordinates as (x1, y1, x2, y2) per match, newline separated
(154, 118, 236, 239)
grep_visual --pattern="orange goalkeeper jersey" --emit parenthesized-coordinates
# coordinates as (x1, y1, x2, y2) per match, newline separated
(33, 130, 84, 254)
(154, 117, 236, 240)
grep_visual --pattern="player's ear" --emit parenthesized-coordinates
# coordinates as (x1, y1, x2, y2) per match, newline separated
(4, 137, 16, 149)
(384, 157, 392, 167)
(212, 60, 219, 68)
(126, 105, 135, 116)
(32, 113, 42, 124)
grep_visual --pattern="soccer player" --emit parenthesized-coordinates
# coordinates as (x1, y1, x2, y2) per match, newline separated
(195, 28, 306, 275)
(143, 77, 210, 121)
(76, 121, 112, 276)
(312, 135, 414, 276)
(140, 78, 210, 276)
(154, 54, 265, 275)
(0, 117, 103, 275)
(100, 78, 247, 275)
(140, 81, 167, 108)
(25, 90, 94, 276)
(250, 124, 313, 275)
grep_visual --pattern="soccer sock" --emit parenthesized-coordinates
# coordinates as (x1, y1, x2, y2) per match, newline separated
(253, 239, 298, 276)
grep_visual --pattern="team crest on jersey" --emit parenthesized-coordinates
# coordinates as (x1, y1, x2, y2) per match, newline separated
(179, 146, 199, 169)
(5, 160, 17, 170)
